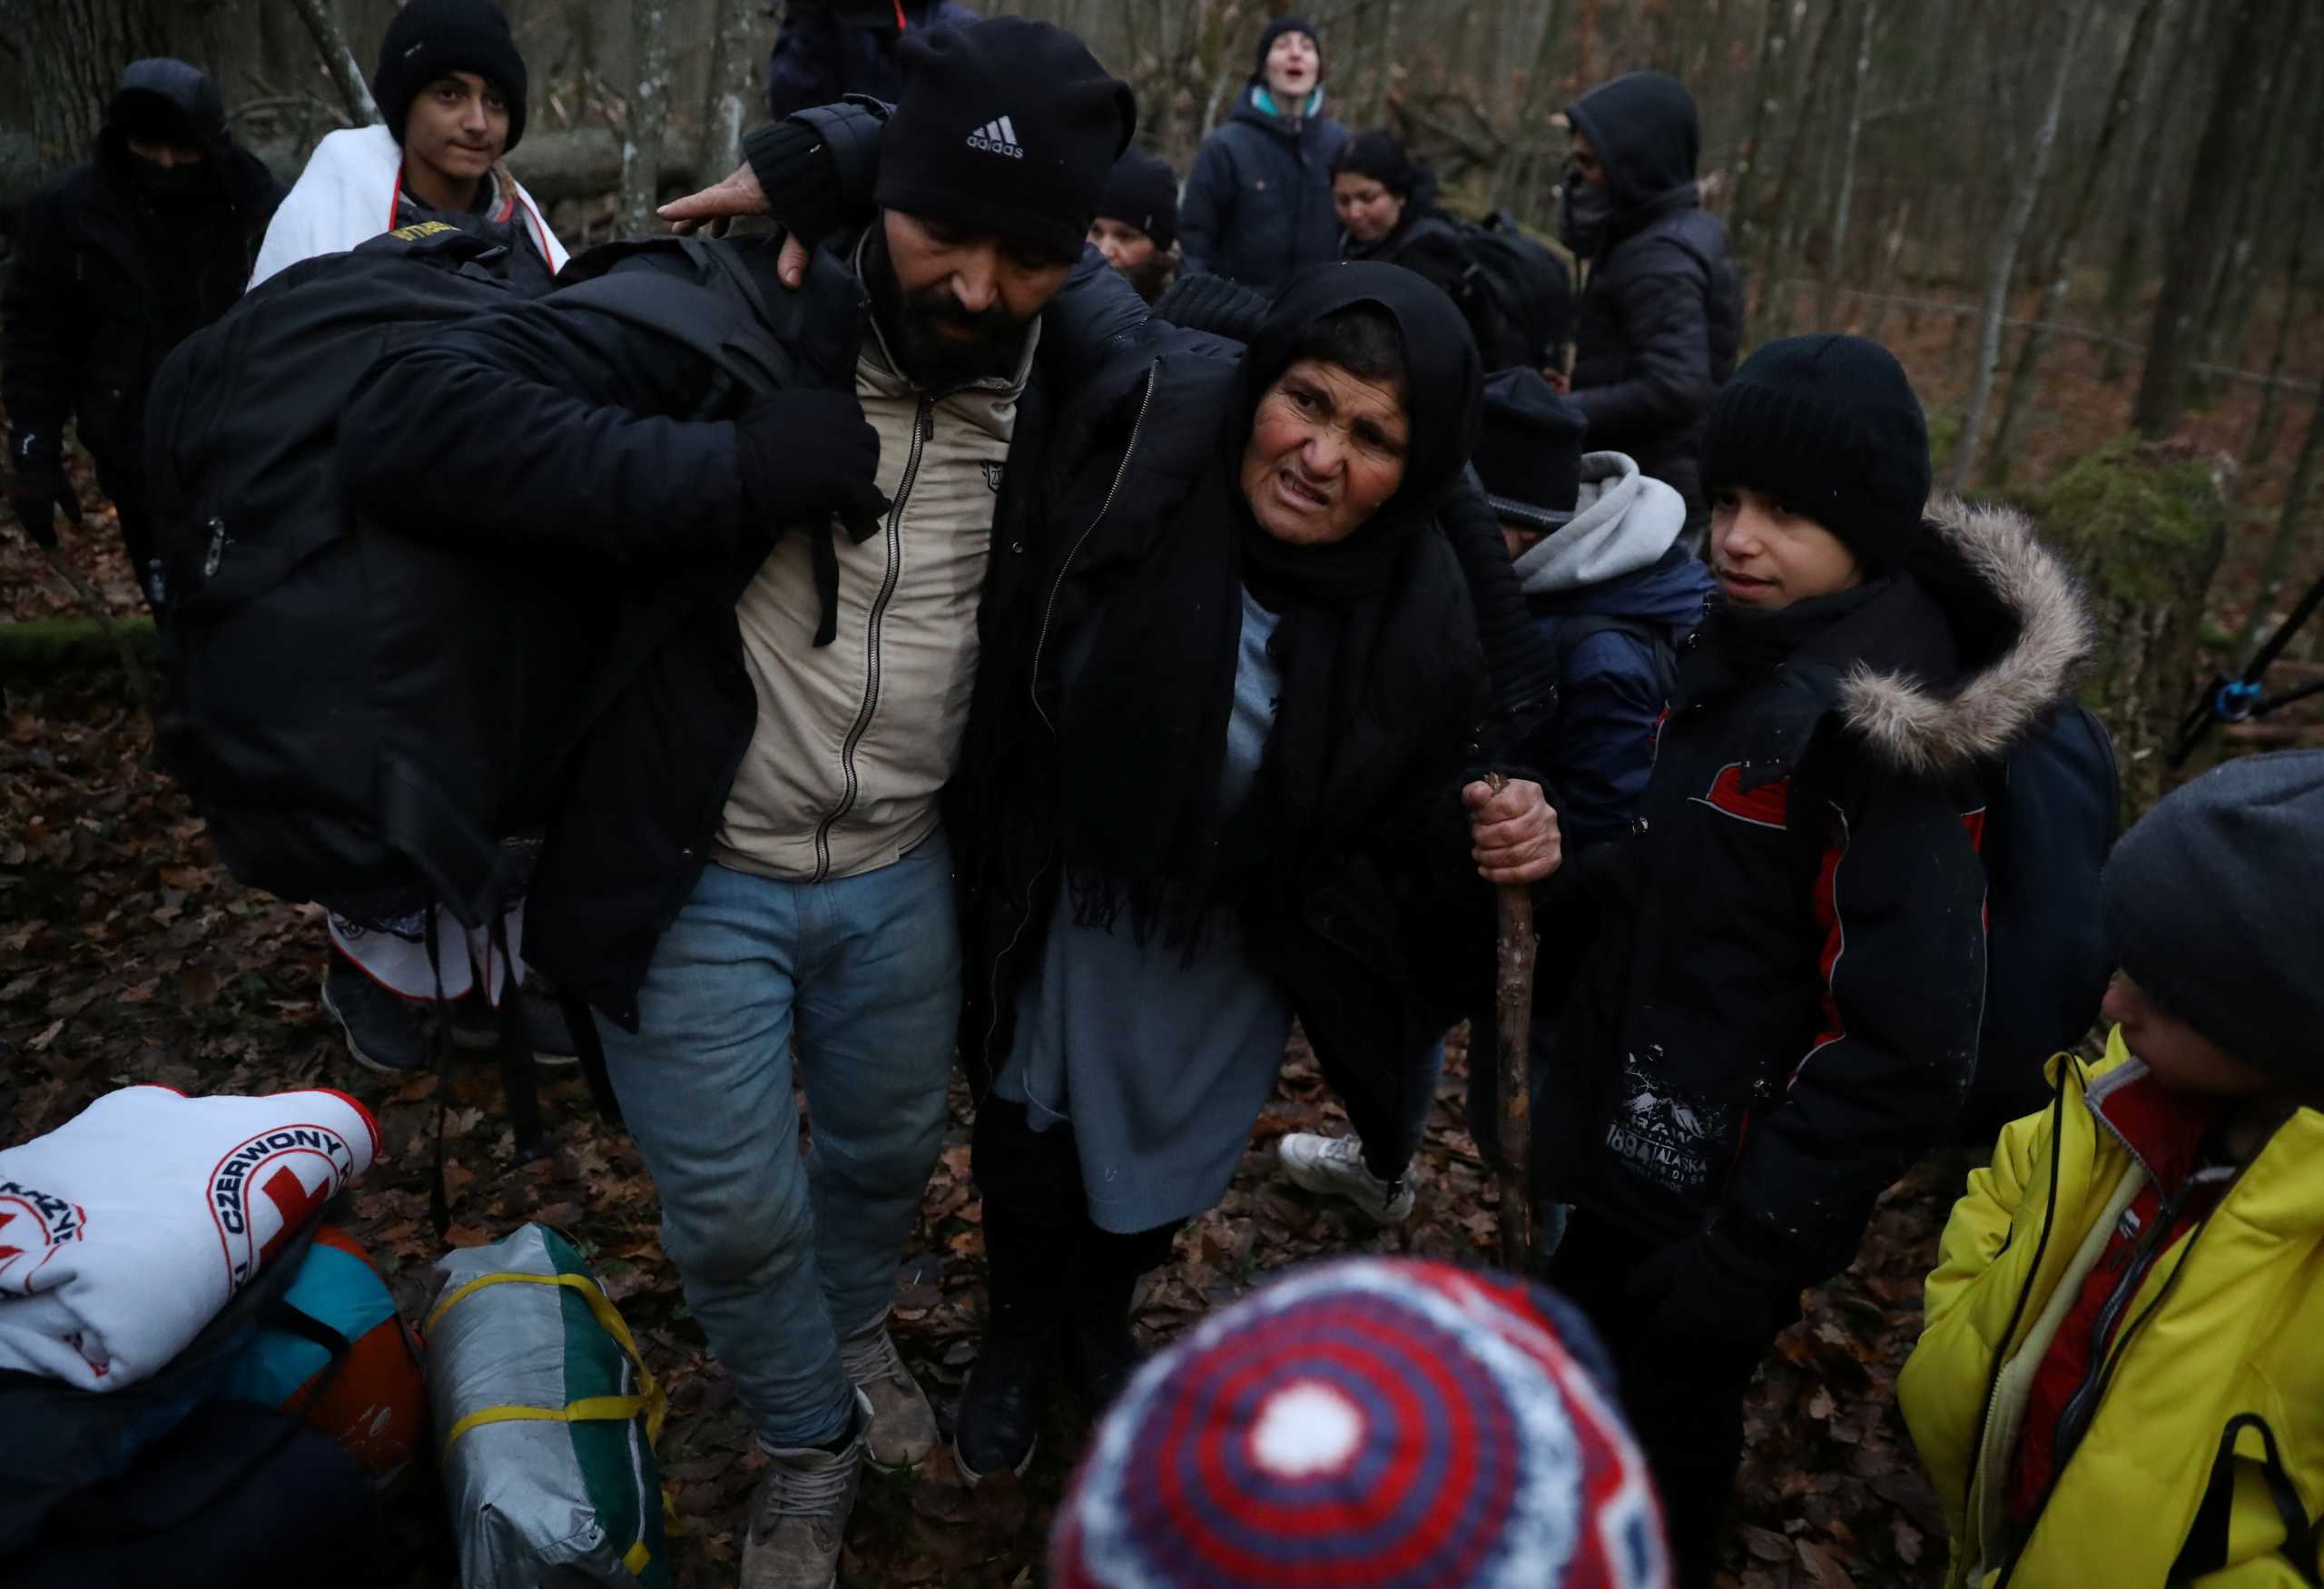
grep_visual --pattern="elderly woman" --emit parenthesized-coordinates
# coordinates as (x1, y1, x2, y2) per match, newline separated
(946, 262, 1561, 1481)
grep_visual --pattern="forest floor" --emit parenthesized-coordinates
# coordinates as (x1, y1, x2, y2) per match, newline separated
(4, 280, 2322, 1586)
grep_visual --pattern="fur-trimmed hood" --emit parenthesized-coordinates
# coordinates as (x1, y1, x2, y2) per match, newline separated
(1837, 494, 2094, 775)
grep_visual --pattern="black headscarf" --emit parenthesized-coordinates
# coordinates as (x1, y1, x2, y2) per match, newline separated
(1060, 262, 1482, 940)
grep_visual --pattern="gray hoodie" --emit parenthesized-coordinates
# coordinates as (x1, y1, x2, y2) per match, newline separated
(1512, 449, 1689, 596)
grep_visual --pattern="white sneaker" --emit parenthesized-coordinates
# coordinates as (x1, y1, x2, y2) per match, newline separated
(741, 1388, 872, 1589)
(1277, 1133, 1416, 1223)
(837, 1318, 939, 1469)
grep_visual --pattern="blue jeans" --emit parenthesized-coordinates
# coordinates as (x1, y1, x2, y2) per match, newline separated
(597, 835, 960, 1448)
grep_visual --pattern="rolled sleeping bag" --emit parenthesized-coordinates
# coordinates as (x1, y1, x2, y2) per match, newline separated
(425, 1224, 672, 1588)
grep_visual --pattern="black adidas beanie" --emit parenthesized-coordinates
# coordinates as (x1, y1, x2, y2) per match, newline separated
(1699, 333, 1931, 567)
(1254, 15, 1323, 80)
(874, 16, 1134, 259)
(2102, 749, 2324, 1087)
(373, 0, 530, 155)
(1098, 148, 1179, 251)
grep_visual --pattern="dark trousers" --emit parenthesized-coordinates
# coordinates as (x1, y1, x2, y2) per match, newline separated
(1547, 1209, 1796, 1589)
(970, 1097, 1180, 1316)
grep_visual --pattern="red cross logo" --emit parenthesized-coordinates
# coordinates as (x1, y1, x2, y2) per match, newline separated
(257, 1167, 327, 1264)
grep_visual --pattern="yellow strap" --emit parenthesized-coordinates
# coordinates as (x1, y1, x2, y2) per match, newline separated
(429, 1269, 667, 1445)
(444, 1394, 647, 1452)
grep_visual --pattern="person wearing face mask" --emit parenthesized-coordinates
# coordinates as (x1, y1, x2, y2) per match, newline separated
(1558, 71, 1739, 548)
(1179, 15, 1349, 292)
(2, 59, 282, 609)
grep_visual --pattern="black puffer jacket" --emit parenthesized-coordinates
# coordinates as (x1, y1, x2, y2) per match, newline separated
(1563, 73, 1739, 521)
(336, 231, 1153, 1025)
(1540, 498, 2093, 1278)
(952, 346, 1494, 1162)
(2, 60, 281, 497)
(1180, 86, 1349, 292)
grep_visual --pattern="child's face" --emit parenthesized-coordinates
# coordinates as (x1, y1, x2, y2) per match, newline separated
(2102, 972, 2275, 1098)
(1709, 486, 1863, 610)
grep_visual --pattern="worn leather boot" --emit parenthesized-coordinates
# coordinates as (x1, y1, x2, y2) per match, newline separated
(1064, 1265, 1142, 1413)
(954, 1209, 1062, 1484)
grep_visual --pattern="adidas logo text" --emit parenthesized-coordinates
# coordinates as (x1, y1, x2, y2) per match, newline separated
(966, 116, 1025, 158)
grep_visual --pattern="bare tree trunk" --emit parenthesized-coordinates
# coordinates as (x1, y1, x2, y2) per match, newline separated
(2101, 0, 2202, 382)
(2133, 0, 2283, 439)
(1726, 0, 1794, 262)
(1818, 0, 1877, 327)
(698, 0, 767, 177)
(1948, 0, 2093, 490)
(286, 0, 379, 126)
(2245, 190, 2319, 469)
(1983, 0, 2170, 487)
(2193, 15, 2306, 369)
(618, 0, 675, 240)
(1753, 0, 1846, 340)
(2244, 379, 2324, 653)
(9, 0, 172, 170)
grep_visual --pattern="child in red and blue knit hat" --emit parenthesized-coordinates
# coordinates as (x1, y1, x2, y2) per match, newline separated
(1049, 1257, 1671, 1588)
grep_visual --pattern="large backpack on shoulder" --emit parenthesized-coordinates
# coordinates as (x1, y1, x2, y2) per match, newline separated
(1455, 212, 1575, 371)
(144, 226, 791, 929)
(1963, 699, 2121, 1137)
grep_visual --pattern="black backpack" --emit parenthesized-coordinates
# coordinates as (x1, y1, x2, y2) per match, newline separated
(1456, 212, 1575, 371)
(1961, 700, 2122, 1137)
(144, 226, 792, 931)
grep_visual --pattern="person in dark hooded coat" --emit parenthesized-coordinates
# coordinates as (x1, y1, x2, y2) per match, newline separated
(1178, 15, 1350, 291)
(2, 59, 282, 605)
(1561, 70, 1739, 537)
(946, 263, 1561, 1483)
(763, 0, 980, 119)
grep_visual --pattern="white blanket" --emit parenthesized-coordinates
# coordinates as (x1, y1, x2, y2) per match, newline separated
(250, 123, 568, 290)
(0, 1085, 380, 1389)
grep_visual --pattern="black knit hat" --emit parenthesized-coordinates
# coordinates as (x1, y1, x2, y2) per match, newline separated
(373, 0, 529, 154)
(874, 16, 1135, 259)
(1098, 148, 1178, 252)
(1333, 130, 1433, 204)
(2102, 749, 2324, 1087)
(1475, 368, 1586, 529)
(1699, 333, 1930, 566)
(1254, 15, 1323, 80)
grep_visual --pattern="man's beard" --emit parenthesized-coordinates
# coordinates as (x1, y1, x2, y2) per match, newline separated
(864, 225, 1035, 391)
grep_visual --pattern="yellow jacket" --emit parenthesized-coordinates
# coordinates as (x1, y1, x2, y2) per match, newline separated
(1899, 1029, 2324, 1588)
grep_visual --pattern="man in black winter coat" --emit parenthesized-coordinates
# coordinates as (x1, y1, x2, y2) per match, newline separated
(1179, 15, 1349, 292)
(764, 0, 979, 119)
(1559, 70, 1739, 540)
(337, 21, 1143, 1588)
(2, 60, 282, 607)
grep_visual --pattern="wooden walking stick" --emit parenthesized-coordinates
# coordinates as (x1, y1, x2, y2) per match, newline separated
(1485, 774, 1538, 1269)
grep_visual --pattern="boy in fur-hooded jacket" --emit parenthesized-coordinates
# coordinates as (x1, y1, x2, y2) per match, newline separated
(1534, 333, 2093, 1588)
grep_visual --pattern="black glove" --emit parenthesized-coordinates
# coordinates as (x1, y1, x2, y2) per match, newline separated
(7, 464, 78, 551)
(743, 98, 890, 248)
(1623, 1221, 1798, 1347)
(1150, 271, 1270, 342)
(735, 390, 889, 543)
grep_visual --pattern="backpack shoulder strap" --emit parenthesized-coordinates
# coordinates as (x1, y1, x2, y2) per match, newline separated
(1555, 612, 1679, 701)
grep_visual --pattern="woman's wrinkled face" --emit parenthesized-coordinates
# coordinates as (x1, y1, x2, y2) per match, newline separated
(1265, 31, 1321, 101)
(1333, 173, 1403, 244)
(1709, 485, 1862, 609)
(1239, 358, 1410, 547)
